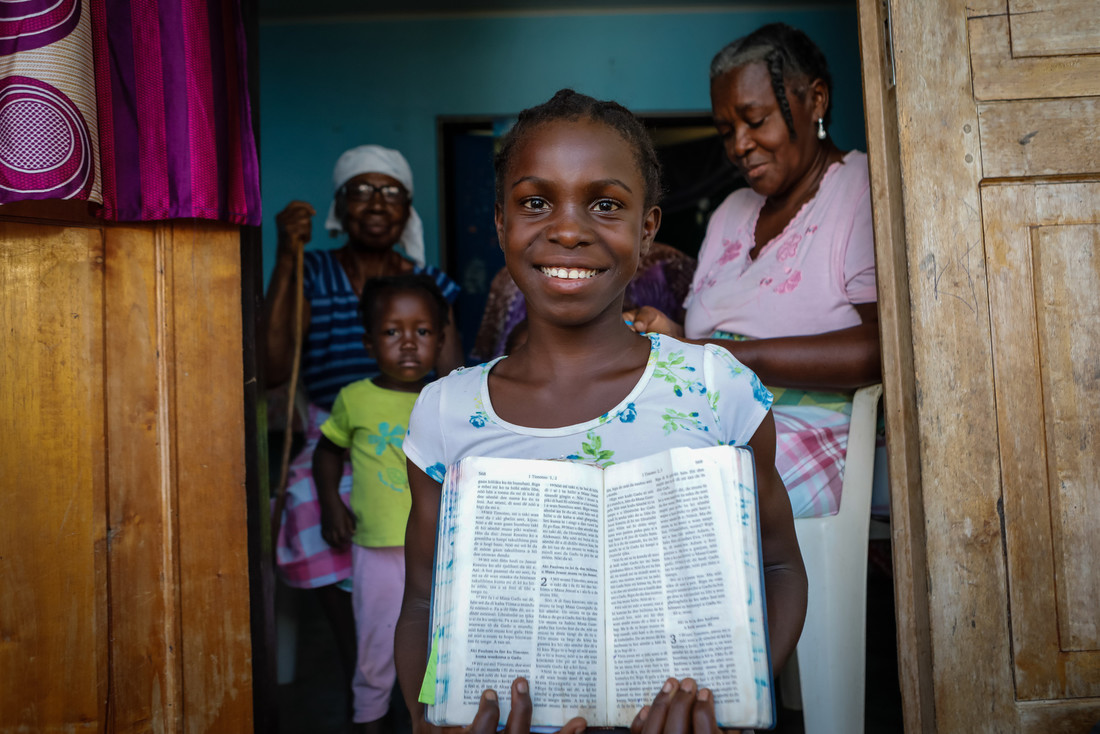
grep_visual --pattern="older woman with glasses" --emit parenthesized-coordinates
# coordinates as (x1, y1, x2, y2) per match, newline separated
(263, 145, 461, 713)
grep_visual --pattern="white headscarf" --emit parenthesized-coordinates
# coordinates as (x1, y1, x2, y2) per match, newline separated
(324, 144, 425, 266)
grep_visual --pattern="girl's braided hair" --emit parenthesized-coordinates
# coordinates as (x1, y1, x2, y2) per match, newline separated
(494, 88, 663, 210)
(710, 23, 833, 137)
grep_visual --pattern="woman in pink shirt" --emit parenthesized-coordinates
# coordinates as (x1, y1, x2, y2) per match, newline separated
(628, 23, 881, 518)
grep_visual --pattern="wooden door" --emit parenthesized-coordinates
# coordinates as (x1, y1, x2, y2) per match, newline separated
(0, 202, 255, 731)
(858, 0, 1100, 731)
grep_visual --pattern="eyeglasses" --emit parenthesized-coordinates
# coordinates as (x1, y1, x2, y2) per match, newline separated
(339, 181, 408, 204)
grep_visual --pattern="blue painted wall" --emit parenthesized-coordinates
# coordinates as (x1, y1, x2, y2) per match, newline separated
(259, 6, 863, 282)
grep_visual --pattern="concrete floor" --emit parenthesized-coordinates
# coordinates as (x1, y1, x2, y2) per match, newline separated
(275, 540, 903, 734)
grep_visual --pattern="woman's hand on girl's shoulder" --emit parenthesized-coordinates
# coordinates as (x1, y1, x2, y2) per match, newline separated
(623, 307, 684, 339)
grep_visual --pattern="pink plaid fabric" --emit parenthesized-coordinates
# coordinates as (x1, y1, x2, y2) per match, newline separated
(773, 405, 851, 518)
(276, 404, 354, 589)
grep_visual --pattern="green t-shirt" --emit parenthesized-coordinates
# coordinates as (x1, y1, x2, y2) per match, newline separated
(320, 378, 419, 547)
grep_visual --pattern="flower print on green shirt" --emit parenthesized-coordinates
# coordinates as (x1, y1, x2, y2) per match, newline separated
(367, 422, 406, 455)
(376, 466, 409, 493)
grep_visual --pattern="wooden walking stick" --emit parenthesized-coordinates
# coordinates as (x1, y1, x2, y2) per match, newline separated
(271, 235, 306, 547)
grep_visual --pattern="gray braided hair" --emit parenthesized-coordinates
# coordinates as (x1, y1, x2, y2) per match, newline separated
(710, 23, 833, 138)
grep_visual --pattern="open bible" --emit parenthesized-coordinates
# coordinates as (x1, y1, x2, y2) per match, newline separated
(420, 444, 774, 730)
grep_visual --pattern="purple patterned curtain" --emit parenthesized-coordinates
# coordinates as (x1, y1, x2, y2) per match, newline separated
(0, 0, 261, 227)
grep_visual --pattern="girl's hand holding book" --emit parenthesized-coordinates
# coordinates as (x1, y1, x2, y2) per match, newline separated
(631, 678, 736, 734)
(454, 676, 733, 734)
(463, 678, 586, 734)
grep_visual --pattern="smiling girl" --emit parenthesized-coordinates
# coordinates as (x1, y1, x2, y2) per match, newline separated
(394, 90, 806, 734)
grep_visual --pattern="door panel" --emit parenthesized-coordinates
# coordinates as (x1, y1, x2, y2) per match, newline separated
(982, 182, 1100, 701)
(977, 98, 1100, 178)
(969, 14, 1100, 100)
(0, 221, 107, 730)
(1008, 0, 1100, 57)
(862, 0, 1100, 728)
(0, 205, 253, 731)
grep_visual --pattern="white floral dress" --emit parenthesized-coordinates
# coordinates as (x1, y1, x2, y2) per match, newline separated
(404, 334, 773, 484)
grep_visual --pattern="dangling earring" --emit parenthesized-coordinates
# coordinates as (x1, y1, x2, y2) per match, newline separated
(816, 118, 827, 140)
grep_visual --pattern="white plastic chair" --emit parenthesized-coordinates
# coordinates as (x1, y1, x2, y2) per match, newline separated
(780, 383, 884, 734)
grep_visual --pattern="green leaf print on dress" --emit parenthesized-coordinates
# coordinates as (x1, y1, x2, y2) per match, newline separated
(566, 430, 616, 468)
(469, 366, 492, 428)
(710, 346, 772, 409)
(661, 408, 709, 434)
(653, 349, 707, 398)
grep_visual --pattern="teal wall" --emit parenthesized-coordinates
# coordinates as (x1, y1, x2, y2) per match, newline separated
(259, 6, 864, 282)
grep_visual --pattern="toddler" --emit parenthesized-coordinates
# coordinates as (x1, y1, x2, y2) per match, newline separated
(314, 273, 449, 734)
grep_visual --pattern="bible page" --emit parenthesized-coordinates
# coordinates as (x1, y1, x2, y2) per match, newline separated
(694, 445, 773, 725)
(429, 456, 605, 727)
(602, 446, 759, 727)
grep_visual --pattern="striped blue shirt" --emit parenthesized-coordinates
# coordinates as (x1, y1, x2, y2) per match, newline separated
(302, 249, 460, 409)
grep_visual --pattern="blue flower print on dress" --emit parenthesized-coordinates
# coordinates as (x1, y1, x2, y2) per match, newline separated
(469, 385, 490, 428)
(750, 372, 773, 410)
(367, 422, 406, 455)
(618, 403, 637, 423)
(427, 463, 447, 483)
(710, 344, 772, 410)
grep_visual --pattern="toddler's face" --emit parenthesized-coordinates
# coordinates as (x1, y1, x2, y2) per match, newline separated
(366, 290, 443, 391)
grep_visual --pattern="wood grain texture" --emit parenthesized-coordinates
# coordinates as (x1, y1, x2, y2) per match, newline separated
(1018, 698, 1100, 732)
(1031, 223, 1100, 656)
(857, 0, 934, 730)
(890, 0, 1018, 730)
(0, 219, 108, 731)
(1009, 0, 1100, 57)
(104, 224, 184, 732)
(980, 184, 1100, 702)
(966, 0, 1008, 17)
(978, 98, 1100, 178)
(969, 14, 1100, 101)
(0, 205, 253, 732)
(170, 220, 253, 733)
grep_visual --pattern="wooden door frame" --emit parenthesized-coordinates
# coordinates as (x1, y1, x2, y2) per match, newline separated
(856, 1, 934, 731)
(239, 0, 278, 730)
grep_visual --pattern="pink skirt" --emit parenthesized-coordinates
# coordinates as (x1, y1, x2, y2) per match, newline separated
(773, 405, 851, 519)
(275, 403, 354, 589)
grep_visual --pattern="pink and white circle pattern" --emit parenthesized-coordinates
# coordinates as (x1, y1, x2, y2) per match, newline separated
(0, 0, 81, 56)
(0, 75, 93, 200)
